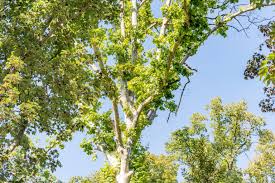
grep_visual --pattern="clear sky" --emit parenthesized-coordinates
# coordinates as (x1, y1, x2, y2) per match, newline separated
(54, 4, 274, 182)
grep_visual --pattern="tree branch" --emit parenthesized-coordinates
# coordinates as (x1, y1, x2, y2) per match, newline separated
(182, 2, 275, 66)
(132, 0, 138, 28)
(120, 0, 126, 38)
(112, 101, 123, 148)
(131, 95, 156, 128)
(156, 0, 172, 61)
(138, 0, 148, 9)
(131, 0, 138, 63)
(92, 43, 105, 73)
(165, 42, 179, 82)
(119, 0, 135, 115)
(209, 2, 275, 36)
(120, 90, 135, 115)
(176, 77, 190, 114)
(159, 0, 172, 36)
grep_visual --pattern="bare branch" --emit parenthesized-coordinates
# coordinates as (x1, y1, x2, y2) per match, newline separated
(210, 2, 275, 35)
(233, 17, 249, 37)
(181, 54, 190, 65)
(183, 62, 198, 72)
(176, 77, 190, 114)
(166, 76, 191, 122)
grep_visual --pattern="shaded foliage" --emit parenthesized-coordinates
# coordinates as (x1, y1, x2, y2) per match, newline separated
(244, 21, 275, 112)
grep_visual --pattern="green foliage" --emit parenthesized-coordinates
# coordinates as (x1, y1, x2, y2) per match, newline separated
(167, 98, 273, 183)
(244, 21, 275, 112)
(69, 152, 178, 183)
(259, 52, 275, 86)
(0, 141, 61, 182)
(0, 0, 274, 182)
(258, 22, 275, 86)
(245, 130, 275, 183)
(0, 0, 118, 180)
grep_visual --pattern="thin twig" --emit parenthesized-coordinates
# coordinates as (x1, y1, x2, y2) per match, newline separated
(176, 77, 190, 115)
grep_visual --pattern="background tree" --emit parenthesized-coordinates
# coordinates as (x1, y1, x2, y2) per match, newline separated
(244, 21, 275, 112)
(167, 98, 275, 183)
(245, 129, 275, 182)
(1, 0, 275, 183)
(0, 0, 118, 181)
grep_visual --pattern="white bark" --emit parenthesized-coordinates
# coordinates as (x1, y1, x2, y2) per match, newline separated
(156, 0, 172, 60)
(131, 0, 138, 63)
(131, 0, 138, 28)
(159, 0, 172, 36)
(106, 152, 120, 167)
(116, 148, 133, 183)
(120, 0, 126, 38)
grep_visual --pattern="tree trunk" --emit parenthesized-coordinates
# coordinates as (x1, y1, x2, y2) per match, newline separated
(116, 148, 133, 183)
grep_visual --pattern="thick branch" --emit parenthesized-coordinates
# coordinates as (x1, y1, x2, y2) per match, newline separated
(131, 95, 156, 128)
(159, 0, 172, 36)
(119, 0, 135, 114)
(132, 0, 138, 28)
(92, 44, 105, 73)
(120, 0, 126, 38)
(112, 101, 123, 148)
(136, 95, 154, 116)
(120, 91, 135, 114)
(165, 42, 180, 82)
(156, 0, 172, 61)
(131, 0, 138, 63)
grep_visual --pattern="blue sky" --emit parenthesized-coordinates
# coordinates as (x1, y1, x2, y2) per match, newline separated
(54, 4, 274, 182)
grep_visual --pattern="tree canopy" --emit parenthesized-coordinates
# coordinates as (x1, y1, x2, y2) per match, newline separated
(0, 0, 274, 182)
(167, 98, 275, 183)
(0, 0, 118, 181)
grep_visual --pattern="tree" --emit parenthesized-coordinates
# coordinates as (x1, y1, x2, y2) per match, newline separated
(166, 98, 275, 183)
(0, 0, 118, 181)
(244, 21, 275, 112)
(77, 1, 275, 182)
(245, 130, 275, 183)
(1, 0, 274, 183)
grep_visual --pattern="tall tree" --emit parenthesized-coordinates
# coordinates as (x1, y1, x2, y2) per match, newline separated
(1, 0, 274, 182)
(77, 1, 274, 182)
(167, 98, 275, 183)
